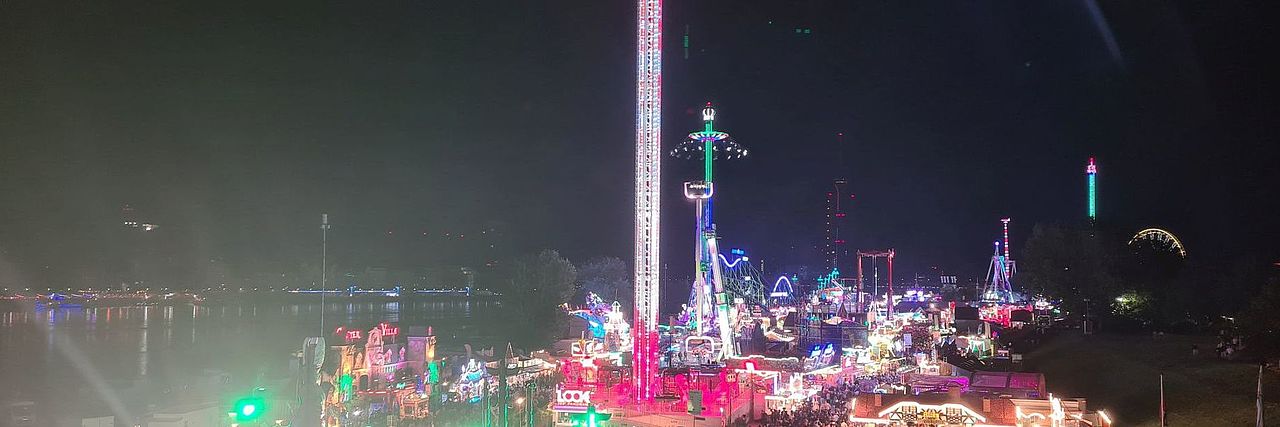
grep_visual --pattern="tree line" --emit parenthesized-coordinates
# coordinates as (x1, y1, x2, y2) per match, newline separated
(1020, 221, 1279, 357)
(484, 250, 633, 350)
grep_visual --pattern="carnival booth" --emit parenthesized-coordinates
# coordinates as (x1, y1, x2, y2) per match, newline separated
(846, 393, 1107, 427)
(724, 354, 827, 412)
(323, 323, 437, 425)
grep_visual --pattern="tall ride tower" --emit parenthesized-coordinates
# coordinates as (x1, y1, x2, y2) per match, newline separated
(671, 103, 746, 360)
(632, 0, 663, 402)
(1087, 157, 1097, 220)
(1001, 218, 1016, 278)
(826, 133, 850, 274)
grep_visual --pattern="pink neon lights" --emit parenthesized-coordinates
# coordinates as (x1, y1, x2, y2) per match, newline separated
(376, 322, 399, 338)
(1001, 218, 1011, 260)
(1087, 157, 1097, 174)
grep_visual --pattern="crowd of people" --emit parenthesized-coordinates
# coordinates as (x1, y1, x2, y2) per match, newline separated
(850, 371, 904, 393)
(1214, 329, 1246, 359)
(756, 381, 860, 427)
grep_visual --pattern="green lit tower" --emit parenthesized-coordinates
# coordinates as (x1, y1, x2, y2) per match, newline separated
(1087, 157, 1097, 220)
(670, 102, 747, 360)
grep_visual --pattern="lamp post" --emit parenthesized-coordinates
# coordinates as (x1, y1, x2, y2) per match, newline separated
(525, 382, 536, 427)
(320, 214, 330, 335)
(726, 384, 733, 427)
(1083, 298, 1092, 335)
(748, 372, 756, 424)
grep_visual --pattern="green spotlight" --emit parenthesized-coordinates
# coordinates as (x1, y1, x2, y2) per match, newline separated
(232, 396, 267, 422)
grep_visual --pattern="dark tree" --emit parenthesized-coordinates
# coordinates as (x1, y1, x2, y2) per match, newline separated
(1240, 274, 1280, 358)
(496, 249, 577, 347)
(1020, 222, 1120, 314)
(576, 256, 632, 310)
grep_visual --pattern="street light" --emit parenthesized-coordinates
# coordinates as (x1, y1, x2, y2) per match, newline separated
(231, 397, 266, 423)
(567, 405, 611, 427)
(525, 381, 537, 427)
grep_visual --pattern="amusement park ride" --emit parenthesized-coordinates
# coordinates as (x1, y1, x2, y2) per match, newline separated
(982, 219, 1018, 303)
(826, 132, 851, 274)
(607, 1, 1109, 424)
(857, 249, 896, 315)
(290, 5, 1120, 426)
(1129, 228, 1188, 258)
(632, 0, 662, 403)
(982, 241, 1016, 303)
(671, 102, 750, 360)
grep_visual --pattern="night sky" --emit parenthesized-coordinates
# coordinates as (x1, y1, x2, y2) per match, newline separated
(1, 1, 1276, 288)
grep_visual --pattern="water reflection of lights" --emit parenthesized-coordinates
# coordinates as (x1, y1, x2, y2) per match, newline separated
(140, 306, 150, 376)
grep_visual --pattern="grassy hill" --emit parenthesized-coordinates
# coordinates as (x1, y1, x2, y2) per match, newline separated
(1024, 332, 1278, 426)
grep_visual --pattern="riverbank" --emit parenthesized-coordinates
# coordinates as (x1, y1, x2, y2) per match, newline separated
(1024, 331, 1279, 426)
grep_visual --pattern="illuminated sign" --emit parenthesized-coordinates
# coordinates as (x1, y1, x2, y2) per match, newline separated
(877, 402, 986, 424)
(804, 343, 837, 370)
(377, 322, 399, 338)
(557, 389, 593, 405)
(366, 322, 399, 351)
(346, 330, 362, 341)
(571, 340, 601, 357)
(553, 389, 595, 413)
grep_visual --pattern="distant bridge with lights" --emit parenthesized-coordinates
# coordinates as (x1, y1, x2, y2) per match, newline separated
(0, 287, 501, 308)
(288, 287, 502, 297)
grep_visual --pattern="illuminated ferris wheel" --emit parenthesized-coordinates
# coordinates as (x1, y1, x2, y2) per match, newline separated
(1128, 228, 1187, 258)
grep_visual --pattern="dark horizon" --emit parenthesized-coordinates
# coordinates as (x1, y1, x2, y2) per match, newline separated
(2, 1, 1277, 289)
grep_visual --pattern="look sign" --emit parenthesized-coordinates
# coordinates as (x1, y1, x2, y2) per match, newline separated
(556, 389, 592, 405)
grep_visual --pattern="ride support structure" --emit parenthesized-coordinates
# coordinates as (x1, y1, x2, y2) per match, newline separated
(856, 249, 895, 316)
(982, 218, 1018, 303)
(982, 241, 1016, 303)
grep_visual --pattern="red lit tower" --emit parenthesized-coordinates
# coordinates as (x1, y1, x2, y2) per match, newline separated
(825, 133, 851, 274)
(826, 180, 848, 270)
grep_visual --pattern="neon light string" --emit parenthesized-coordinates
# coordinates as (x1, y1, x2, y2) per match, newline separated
(770, 276, 794, 297)
(718, 253, 743, 268)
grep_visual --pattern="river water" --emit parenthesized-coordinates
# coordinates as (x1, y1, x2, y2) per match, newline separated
(0, 300, 501, 419)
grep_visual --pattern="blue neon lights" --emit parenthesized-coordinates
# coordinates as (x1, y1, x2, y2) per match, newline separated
(770, 276, 794, 297)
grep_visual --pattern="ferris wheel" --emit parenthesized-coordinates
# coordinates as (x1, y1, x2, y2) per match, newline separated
(1128, 228, 1187, 258)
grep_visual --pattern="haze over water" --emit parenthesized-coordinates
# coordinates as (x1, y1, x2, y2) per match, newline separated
(0, 300, 500, 418)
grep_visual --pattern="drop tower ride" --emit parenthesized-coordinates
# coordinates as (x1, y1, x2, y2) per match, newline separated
(632, 0, 662, 403)
(1087, 157, 1097, 221)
